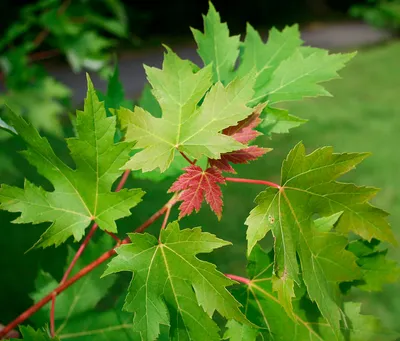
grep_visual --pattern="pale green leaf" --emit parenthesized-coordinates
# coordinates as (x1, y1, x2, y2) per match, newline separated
(9, 326, 58, 340)
(191, 3, 240, 83)
(236, 24, 303, 88)
(357, 252, 400, 291)
(30, 235, 116, 327)
(342, 302, 398, 341)
(0, 117, 16, 135)
(103, 221, 246, 341)
(347, 240, 400, 292)
(223, 320, 259, 341)
(0, 76, 144, 248)
(314, 212, 343, 232)
(260, 106, 307, 136)
(119, 49, 255, 173)
(245, 143, 395, 336)
(319, 302, 399, 341)
(249, 50, 355, 105)
(1, 77, 70, 136)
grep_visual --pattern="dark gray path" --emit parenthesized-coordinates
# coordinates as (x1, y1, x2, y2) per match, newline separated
(22, 22, 398, 104)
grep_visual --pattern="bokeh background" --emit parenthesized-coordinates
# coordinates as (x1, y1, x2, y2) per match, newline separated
(1, 0, 399, 337)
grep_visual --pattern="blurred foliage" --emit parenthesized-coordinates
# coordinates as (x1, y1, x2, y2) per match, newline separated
(0, 0, 128, 180)
(350, 0, 400, 30)
(0, 0, 127, 137)
(0, 0, 399, 337)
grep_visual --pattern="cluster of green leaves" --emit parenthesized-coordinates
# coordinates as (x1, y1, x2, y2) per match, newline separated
(0, 0, 128, 175)
(350, 0, 400, 30)
(1, 3, 399, 341)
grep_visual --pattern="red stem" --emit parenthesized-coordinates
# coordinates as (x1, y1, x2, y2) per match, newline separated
(225, 177, 280, 188)
(161, 205, 172, 231)
(49, 223, 99, 336)
(33, 0, 71, 47)
(104, 230, 121, 242)
(115, 170, 130, 192)
(134, 196, 178, 234)
(50, 293, 56, 337)
(29, 49, 60, 62)
(225, 274, 251, 285)
(49, 170, 130, 336)
(61, 223, 99, 284)
(0, 247, 117, 339)
(0, 197, 178, 339)
(179, 151, 195, 165)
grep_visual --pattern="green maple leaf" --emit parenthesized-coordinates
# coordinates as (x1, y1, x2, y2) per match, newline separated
(0, 116, 16, 135)
(191, 2, 240, 83)
(30, 235, 116, 328)
(235, 22, 352, 107)
(230, 245, 397, 341)
(236, 24, 303, 88)
(0, 77, 71, 136)
(30, 235, 136, 341)
(97, 65, 133, 117)
(319, 302, 399, 341)
(336, 302, 399, 341)
(0, 76, 144, 248)
(347, 240, 400, 292)
(56, 306, 136, 341)
(231, 245, 335, 340)
(9, 326, 58, 341)
(259, 106, 307, 136)
(119, 49, 255, 173)
(103, 221, 246, 341)
(245, 142, 396, 336)
(223, 320, 259, 341)
(249, 49, 355, 106)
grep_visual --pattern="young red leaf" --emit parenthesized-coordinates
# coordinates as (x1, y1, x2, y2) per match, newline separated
(222, 111, 262, 144)
(210, 146, 270, 173)
(210, 103, 271, 173)
(169, 165, 226, 219)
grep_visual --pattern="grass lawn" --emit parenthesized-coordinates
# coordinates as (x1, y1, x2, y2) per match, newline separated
(1, 41, 399, 331)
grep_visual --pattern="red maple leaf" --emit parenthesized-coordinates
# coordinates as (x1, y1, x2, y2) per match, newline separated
(168, 165, 226, 219)
(210, 103, 271, 173)
(209, 146, 270, 173)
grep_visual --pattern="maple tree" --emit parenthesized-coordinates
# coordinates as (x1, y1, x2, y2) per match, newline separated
(0, 2, 399, 341)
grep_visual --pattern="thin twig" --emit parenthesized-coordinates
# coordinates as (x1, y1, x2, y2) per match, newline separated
(115, 170, 130, 192)
(49, 170, 130, 336)
(225, 274, 251, 285)
(33, 0, 71, 47)
(134, 195, 178, 234)
(0, 247, 117, 339)
(49, 222, 99, 337)
(104, 230, 121, 242)
(225, 177, 281, 189)
(179, 151, 196, 165)
(50, 293, 56, 337)
(161, 206, 172, 230)
(29, 49, 60, 62)
(0, 196, 179, 338)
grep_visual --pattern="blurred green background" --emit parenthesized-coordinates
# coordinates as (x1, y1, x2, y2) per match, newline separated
(1, 0, 399, 338)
